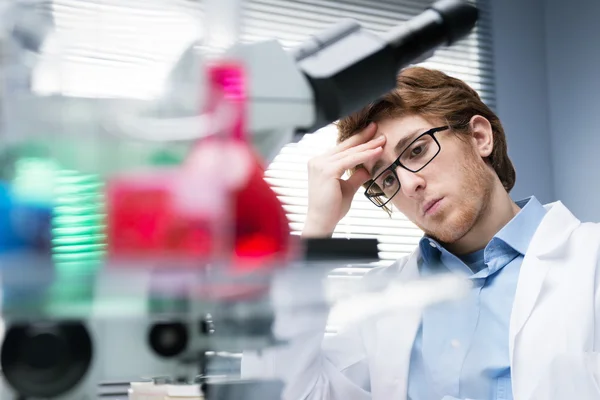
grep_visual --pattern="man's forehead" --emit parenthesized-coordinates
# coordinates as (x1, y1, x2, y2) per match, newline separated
(376, 114, 435, 135)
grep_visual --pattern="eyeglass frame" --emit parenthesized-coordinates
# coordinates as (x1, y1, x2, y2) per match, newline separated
(364, 125, 451, 207)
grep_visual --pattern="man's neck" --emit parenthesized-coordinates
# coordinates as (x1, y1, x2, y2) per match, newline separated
(445, 185, 521, 255)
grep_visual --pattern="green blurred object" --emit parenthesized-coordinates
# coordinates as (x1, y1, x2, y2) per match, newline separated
(52, 170, 106, 272)
(1, 157, 106, 316)
(47, 170, 104, 315)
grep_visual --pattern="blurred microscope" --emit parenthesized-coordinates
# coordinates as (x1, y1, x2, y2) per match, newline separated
(0, 0, 478, 398)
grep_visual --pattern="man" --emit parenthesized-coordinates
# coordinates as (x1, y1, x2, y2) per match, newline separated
(242, 67, 600, 399)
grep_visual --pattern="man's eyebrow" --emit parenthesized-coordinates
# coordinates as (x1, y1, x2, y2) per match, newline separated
(370, 159, 386, 179)
(369, 128, 425, 178)
(394, 129, 424, 154)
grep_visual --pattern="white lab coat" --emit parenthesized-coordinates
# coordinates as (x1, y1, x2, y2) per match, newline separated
(242, 201, 600, 399)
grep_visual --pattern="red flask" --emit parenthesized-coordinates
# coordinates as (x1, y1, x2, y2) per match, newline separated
(106, 62, 295, 299)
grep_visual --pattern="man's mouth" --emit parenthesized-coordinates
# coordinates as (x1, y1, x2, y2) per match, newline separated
(423, 198, 443, 215)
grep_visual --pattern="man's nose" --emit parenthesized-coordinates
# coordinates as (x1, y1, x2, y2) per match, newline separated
(396, 167, 426, 197)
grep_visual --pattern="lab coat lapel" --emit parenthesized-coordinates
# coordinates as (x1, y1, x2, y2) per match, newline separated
(371, 250, 421, 400)
(510, 202, 580, 345)
(509, 202, 581, 374)
(509, 248, 550, 362)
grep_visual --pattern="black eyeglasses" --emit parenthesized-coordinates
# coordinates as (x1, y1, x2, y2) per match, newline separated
(364, 126, 449, 207)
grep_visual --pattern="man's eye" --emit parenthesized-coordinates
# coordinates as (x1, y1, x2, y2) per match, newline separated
(411, 145, 424, 157)
(382, 174, 397, 189)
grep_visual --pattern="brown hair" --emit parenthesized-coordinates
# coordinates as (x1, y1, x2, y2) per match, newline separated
(337, 66, 515, 193)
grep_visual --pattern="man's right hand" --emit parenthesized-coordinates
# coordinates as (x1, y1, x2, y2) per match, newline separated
(302, 122, 386, 238)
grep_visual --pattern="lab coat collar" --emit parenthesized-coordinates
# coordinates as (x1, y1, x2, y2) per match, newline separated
(530, 201, 581, 259)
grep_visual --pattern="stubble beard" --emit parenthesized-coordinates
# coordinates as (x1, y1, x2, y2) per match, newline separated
(419, 153, 494, 245)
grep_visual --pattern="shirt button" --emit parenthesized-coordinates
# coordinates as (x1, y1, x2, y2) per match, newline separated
(429, 241, 437, 248)
(451, 339, 461, 348)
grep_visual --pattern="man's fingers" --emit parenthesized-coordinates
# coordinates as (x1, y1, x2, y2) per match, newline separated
(335, 122, 377, 153)
(334, 147, 382, 175)
(345, 167, 371, 193)
(332, 134, 386, 161)
(309, 135, 382, 180)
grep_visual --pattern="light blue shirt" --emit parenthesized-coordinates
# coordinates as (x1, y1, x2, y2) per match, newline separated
(407, 197, 547, 400)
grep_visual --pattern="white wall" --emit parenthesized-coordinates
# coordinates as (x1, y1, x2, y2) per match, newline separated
(490, 0, 555, 205)
(544, 0, 600, 222)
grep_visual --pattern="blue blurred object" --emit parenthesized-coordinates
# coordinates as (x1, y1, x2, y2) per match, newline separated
(0, 182, 52, 253)
(0, 182, 55, 317)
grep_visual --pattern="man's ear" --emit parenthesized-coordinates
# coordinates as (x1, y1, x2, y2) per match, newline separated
(468, 115, 493, 158)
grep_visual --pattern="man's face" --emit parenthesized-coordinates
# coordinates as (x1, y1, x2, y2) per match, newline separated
(363, 114, 495, 244)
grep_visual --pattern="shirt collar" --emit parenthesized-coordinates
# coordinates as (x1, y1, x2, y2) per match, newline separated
(419, 235, 441, 266)
(493, 196, 547, 255)
(418, 196, 547, 264)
